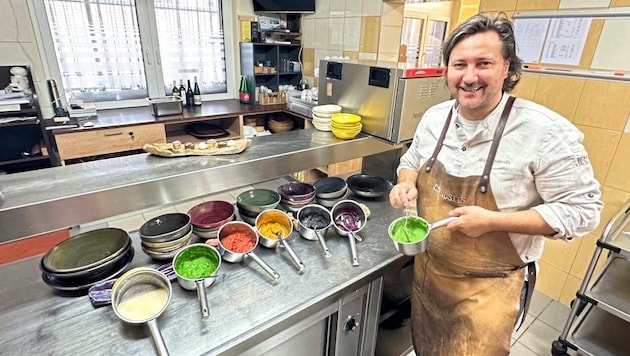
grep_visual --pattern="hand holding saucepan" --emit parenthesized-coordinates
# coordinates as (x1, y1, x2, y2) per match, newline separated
(448, 205, 498, 237)
(389, 181, 417, 209)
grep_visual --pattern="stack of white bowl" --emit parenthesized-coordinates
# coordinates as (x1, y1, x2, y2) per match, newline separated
(311, 104, 342, 131)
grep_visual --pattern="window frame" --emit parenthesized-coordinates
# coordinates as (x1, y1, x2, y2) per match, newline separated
(29, 0, 237, 110)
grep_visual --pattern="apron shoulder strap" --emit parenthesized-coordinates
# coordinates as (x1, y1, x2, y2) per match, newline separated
(477, 96, 516, 193)
(425, 109, 454, 172)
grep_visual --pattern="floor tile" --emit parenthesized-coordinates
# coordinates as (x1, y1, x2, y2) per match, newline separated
(142, 206, 178, 221)
(528, 290, 553, 317)
(510, 341, 539, 356)
(538, 300, 571, 331)
(513, 312, 536, 340)
(173, 198, 204, 214)
(517, 319, 560, 356)
(107, 214, 146, 232)
(227, 185, 256, 199)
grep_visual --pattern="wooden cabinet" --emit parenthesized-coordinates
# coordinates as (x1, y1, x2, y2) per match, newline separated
(0, 66, 55, 173)
(55, 123, 165, 162)
(240, 42, 302, 102)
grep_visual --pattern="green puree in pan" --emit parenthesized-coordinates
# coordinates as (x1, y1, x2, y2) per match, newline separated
(391, 217, 429, 243)
(174, 247, 219, 279)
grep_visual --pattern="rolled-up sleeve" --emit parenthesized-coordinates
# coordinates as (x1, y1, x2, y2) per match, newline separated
(530, 124, 603, 240)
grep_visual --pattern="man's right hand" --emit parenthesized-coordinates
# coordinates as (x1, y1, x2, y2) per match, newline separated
(389, 181, 417, 209)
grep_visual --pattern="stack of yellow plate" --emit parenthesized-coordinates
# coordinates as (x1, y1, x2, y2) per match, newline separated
(330, 113, 362, 139)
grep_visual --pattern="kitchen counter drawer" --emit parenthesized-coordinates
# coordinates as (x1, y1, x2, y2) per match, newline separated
(55, 123, 165, 161)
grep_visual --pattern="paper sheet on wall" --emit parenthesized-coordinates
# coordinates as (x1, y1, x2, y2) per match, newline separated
(541, 18, 591, 66)
(514, 18, 550, 63)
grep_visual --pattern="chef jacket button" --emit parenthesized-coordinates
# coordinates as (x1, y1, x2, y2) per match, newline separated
(461, 146, 467, 151)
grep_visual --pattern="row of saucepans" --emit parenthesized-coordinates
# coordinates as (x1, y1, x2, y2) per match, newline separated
(41, 174, 454, 356)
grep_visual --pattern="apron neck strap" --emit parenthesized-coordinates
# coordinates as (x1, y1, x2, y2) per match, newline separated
(477, 96, 516, 193)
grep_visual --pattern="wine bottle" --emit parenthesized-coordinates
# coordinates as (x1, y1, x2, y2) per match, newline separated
(172, 80, 180, 98)
(179, 80, 186, 106)
(186, 79, 194, 107)
(239, 76, 250, 104)
(193, 76, 202, 106)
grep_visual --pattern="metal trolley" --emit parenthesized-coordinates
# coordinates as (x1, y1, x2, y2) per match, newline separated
(551, 198, 630, 356)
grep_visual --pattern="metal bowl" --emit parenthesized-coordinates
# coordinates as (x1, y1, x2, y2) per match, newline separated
(313, 176, 347, 199)
(188, 200, 235, 229)
(236, 189, 281, 215)
(346, 174, 393, 198)
(139, 213, 192, 243)
(388, 216, 429, 256)
(255, 209, 294, 248)
(41, 228, 131, 276)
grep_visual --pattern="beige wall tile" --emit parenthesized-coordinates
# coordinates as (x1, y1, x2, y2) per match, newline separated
(559, 274, 581, 306)
(535, 260, 567, 300)
(343, 17, 361, 52)
(342, 50, 359, 60)
(330, 0, 346, 17)
(533, 75, 585, 120)
(314, 18, 330, 49)
(315, 0, 332, 18)
(328, 18, 345, 51)
(605, 133, 630, 192)
(591, 186, 630, 237)
(302, 18, 316, 48)
(515, 0, 560, 10)
(569, 231, 608, 280)
(0, 0, 36, 43)
(573, 80, 630, 131)
(362, 0, 382, 16)
(346, 0, 363, 17)
(479, 0, 517, 12)
(512, 73, 539, 101)
(377, 51, 399, 62)
(611, 0, 630, 6)
(303, 48, 315, 77)
(360, 16, 381, 53)
(382, 2, 404, 27)
(576, 125, 621, 184)
(378, 26, 402, 54)
(540, 238, 582, 273)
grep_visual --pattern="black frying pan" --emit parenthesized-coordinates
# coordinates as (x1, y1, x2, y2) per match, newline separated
(346, 174, 394, 198)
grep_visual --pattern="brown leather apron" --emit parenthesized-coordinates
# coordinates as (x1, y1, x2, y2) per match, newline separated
(411, 97, 527, 356)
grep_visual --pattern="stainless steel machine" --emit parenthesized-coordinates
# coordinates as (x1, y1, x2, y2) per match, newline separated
(318, 60, 451, 144)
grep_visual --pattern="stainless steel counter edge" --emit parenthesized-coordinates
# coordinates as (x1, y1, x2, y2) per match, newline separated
(0, 129, 400, 242)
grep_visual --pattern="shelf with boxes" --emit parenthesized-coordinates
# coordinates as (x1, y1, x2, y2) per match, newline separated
(240, 42, 302, 104)
(0, 65, 56, 173)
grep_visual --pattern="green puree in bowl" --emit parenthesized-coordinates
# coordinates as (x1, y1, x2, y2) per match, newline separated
(175, 247, 219, 279)
(390, 217, 429, 243)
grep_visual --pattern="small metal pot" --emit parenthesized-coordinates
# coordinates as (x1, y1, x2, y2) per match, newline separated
(172, 244, 221, 320)
(255, 209, 305, 272)
(296, 204, 332, 258)
(388, 216, 456, 256)
(140, 213, 191, 243)
(110, 267, 172, 356)
(331, 200, 367, 267)
(217, 221, 280, 281)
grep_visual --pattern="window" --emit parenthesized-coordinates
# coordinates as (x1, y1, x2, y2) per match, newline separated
(31, 0, 235, 109)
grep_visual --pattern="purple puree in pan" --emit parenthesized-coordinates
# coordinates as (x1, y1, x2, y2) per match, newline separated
(335, 211, 361, 231)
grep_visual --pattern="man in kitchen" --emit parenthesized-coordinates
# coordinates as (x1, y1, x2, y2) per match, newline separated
(389, 13, 602, 356)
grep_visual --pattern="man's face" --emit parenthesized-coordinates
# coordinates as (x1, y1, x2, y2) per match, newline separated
(446, 31, 510, 120)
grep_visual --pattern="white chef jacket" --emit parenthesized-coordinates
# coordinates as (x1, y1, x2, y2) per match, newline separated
(397, 93, 603, 263)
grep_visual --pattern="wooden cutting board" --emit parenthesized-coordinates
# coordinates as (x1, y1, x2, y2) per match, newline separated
(143, 139, 251, 157)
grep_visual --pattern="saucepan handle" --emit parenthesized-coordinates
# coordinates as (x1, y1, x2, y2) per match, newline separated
(348, 234, 360, 266)
(247, 251, 280, 281)
(146, 318, 170, 356)
(194, 279, 210, 320)
(429, 217, 457, 230)
(316, 230, 332, 258)
(280, 239, 306, 272)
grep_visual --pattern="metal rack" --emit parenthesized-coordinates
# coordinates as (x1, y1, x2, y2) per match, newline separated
(552, 198, 630, 356)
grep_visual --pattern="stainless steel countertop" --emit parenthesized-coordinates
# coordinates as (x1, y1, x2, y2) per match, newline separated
(0, 191, 409, 355)
(0, 129, 399, 242)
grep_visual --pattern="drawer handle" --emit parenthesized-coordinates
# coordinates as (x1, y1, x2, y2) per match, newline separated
(104, 132, 123, 137)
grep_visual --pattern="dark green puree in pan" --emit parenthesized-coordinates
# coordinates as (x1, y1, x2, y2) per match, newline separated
(390, 217, 429, 243)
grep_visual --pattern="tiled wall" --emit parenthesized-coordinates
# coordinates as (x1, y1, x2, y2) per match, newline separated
(481, 0, 630, 305)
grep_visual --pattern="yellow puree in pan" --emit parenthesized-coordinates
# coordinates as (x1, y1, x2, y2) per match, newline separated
(259, 222, 290, 240)
(117, 288, 169, 321)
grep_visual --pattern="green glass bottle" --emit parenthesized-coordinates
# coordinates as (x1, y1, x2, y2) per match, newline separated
(239, 76, 250, 104)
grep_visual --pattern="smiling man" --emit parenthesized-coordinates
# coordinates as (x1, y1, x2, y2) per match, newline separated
(389, 13, 602, 356)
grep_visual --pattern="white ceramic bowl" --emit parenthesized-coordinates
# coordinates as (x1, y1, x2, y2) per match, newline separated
(312, 104, 342, 116)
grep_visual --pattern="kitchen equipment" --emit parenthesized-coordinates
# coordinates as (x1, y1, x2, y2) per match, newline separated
(297, 204, 333, 258)
(318, 60, 451, 144)
(173, 244, 221, 320)
(331, 200, 367, 266)
(277, 182, 316, 207)
(217, 221, 280, 281)
(110, 267, 172, 356)
(147, 96, 183, 117)
(388, 216, 456, 256)
(346, 174, 393, 199)
(236, 189, 281, 216)
(255, 209, 305, 272)
(139, 213, 192, 243)
(313, 176, 347, 199)
(188, 200, 235, 230)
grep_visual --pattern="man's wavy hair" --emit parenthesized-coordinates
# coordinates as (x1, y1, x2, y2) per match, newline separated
(442, 13, 523, 93)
